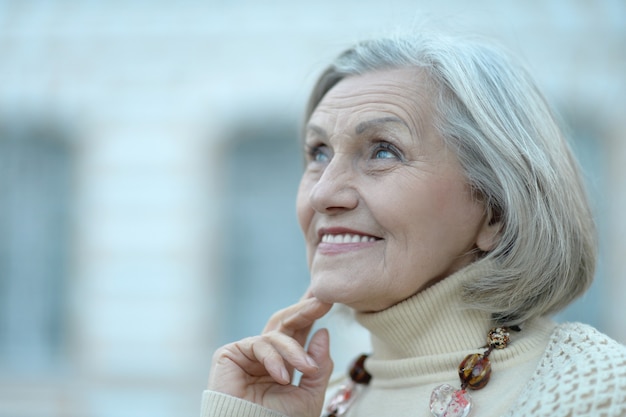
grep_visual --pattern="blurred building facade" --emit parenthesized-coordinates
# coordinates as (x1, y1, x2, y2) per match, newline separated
(0, 1, 624, 416)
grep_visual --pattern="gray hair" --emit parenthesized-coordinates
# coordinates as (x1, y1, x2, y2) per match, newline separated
(304, 33, 597, 326)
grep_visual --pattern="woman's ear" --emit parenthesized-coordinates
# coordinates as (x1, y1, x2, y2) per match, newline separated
(476, 207, 502, 252)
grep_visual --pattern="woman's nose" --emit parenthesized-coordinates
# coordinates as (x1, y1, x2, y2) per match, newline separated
(308, 157, 359, 214)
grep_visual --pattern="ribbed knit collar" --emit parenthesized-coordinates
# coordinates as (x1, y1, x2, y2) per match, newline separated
(354, 260, 555, 382)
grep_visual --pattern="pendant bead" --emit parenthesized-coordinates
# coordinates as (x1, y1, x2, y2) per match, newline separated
(429, 383, 472, 417)
(324, 381, 358, 417)
(458, 353, 492, 390)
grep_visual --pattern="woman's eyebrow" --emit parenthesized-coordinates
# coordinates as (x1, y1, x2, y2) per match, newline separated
(306, 116, 409, 138)
(305, 123, 327, 139)
(355, 116, 410, 134)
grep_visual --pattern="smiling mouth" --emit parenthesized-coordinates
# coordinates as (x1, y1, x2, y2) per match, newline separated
(321, 233, 380, 244)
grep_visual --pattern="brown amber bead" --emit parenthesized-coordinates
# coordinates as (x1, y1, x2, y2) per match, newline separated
(349, 354, 371, 384)
(458, 353, 491, 390)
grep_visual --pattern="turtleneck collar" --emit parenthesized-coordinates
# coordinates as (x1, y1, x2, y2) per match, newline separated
(354, 260, 554, 375)
(355, 260, 495, 360)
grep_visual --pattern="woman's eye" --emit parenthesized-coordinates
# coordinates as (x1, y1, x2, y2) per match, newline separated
(372, 142, 401, 160)
(306, 144, 331, 163)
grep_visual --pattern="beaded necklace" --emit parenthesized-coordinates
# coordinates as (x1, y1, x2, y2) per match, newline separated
(324, 326, 518, 417)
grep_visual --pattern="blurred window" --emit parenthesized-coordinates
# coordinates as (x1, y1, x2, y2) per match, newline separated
(219, 121, 309, 345)
(0, 121, 73, 371)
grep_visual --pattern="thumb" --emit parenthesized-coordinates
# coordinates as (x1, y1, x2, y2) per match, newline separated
(299, 328, 333, 398)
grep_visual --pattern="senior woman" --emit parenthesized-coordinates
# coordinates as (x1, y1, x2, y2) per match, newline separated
(203, 32, 626, 417)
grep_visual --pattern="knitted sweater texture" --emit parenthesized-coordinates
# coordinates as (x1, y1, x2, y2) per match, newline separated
(201, 263, 626, 416)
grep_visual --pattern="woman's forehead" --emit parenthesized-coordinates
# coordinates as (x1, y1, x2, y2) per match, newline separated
(310, 68, 435, 134)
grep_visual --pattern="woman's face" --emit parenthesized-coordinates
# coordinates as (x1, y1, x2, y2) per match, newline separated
(297, 68, 496, 312)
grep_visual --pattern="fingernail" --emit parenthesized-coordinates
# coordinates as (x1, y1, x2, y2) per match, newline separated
(281, 367, 290, 382)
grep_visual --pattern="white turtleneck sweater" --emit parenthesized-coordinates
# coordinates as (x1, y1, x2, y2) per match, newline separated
(347, 261, 554, 417)
(201, 262, 626, 417)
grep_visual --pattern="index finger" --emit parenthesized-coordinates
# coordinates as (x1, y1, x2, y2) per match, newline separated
(263, 297, 333, 344)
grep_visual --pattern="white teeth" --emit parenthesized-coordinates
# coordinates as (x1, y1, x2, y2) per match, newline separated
(321, 234, 377, 243)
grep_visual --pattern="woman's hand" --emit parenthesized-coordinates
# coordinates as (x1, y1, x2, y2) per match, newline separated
(207, 295, 334, 417)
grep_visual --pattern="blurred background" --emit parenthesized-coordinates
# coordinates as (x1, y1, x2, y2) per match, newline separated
(0, 1, 624, 416)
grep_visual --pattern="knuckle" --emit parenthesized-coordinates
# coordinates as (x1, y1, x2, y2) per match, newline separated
(211, 344, 234, 363)
(265, 308, 290, 329)
(211, 337, 255, 361)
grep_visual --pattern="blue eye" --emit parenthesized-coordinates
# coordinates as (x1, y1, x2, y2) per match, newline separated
(372, 142, 401, 160)
(374, 149, 396, 159)
(306, 144, 331, 163)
